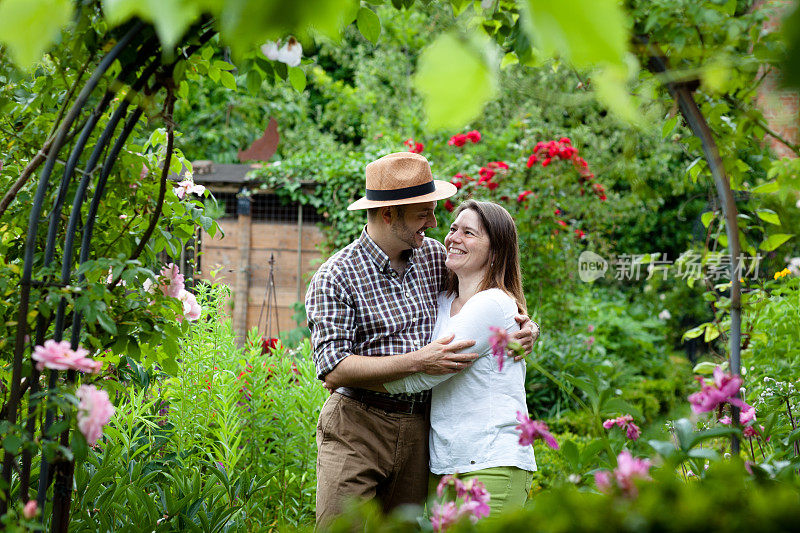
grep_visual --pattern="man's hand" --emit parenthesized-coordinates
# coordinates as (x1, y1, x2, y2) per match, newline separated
(512, 315, 540, 361)
(414, 333, 479, 375)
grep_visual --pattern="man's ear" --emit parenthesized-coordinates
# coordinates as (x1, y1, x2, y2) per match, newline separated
(381, 206, 394, 224)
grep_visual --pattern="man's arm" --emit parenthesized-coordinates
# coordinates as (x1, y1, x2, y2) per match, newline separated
(306, 268, 478, 390)
(323, 333, 478, 390)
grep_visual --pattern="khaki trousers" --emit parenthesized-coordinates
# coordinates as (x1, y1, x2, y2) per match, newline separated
(315, 392, 429, 527)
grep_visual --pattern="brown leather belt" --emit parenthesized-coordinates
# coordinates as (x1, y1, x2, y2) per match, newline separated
(336, 387, 428, 415)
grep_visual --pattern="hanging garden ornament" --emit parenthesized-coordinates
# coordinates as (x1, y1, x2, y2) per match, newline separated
(261, 36, 303, 67)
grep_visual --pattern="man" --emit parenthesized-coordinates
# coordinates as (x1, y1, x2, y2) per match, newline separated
(306, 152, 537, 526)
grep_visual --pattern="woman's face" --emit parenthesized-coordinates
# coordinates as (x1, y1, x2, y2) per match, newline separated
(444, 209, 491, 277)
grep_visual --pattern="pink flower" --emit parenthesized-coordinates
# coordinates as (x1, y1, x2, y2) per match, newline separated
(515, 411, 559, 449)
(179, 290, 202, 321)
(719, 405, 756, 426)
(602, 414, 640, 441)
(688, 366, 749, 414)
(460, 478, 491, 519)
(23, 500, 38, 519)
(587, 324, 595, 333)
(594, 470, 613, 492)
(488, 326, 510, 371)
(32, 340, 102, 373)
(76, 385, 115, 445)
(586, 335, 595, 348)
(431, 501, 460, 532)
(159, 263, 185, 298)
(614, 450, 651, 496)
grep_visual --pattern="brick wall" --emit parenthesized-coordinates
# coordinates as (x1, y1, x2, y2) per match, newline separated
(755, 0, 799, 158)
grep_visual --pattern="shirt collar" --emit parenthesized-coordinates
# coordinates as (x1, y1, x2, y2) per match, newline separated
(358, 227, 417, 275)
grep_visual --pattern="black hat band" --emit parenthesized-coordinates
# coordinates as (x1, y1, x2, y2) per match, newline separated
(365, 181, 436, 201)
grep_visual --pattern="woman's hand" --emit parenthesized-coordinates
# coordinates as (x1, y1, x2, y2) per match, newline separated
(512, 315, 540, 360)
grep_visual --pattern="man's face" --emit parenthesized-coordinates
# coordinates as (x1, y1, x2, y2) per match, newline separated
(390, 202, 437, 249)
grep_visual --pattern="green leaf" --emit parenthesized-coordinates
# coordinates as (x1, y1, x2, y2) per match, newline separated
(688, 426, 739, 449)
(0, 0, 73, 68)
(414, 32, 498, 130)
(750, 180, 779, 194)
(701, 211, 715, 228)
(356, 7, 381, 44)
(2, 434, 22, 454)
(661, 115, 678, 139)
(673, 418, 694, 451)
(97, 312, 118, 335)
(593, 64, 642, 125)
(692, 361, 726, 375)
(102, 0, 200, 51)
(648, 439, 677, 457)
(220, 71, 237, 91)
(756, 209, 781, 226)
(522, 0, 628, 68)
(288, 67, 306, 92)
(682, 323, 708, 342)
(704, 325, 720, 343)
(601, 398, 642, 420)
(759, 233, 794, 252)
(560, 440, 579, 470)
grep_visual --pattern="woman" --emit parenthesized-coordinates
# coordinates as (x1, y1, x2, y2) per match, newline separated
(382, 199, 536, 516)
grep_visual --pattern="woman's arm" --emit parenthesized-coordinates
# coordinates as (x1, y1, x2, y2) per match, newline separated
(383, 291, 513, 394)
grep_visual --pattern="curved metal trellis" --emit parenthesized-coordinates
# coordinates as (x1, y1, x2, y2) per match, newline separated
(0, 17, 219, 530)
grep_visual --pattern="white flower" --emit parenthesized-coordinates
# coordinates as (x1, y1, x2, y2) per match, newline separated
(796, 197, 800, 209)
(261, 41, 280, 61)
(659, 293, 666, 301)
(788, 257, 800, 276)
(261, 37, 302, 67)
(174, 178, 206, 199)
(658, 309, 671, 320)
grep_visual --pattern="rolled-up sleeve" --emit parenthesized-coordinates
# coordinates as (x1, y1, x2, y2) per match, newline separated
(305, 267, 356, 380)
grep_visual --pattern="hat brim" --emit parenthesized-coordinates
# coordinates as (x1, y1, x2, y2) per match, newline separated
(347, 180, 457, 211)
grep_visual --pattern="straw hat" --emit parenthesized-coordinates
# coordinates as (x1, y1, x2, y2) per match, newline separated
(347, 152, 457, 210)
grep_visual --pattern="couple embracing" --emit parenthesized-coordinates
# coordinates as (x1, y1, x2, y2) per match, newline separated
(306, 152, 541, 526)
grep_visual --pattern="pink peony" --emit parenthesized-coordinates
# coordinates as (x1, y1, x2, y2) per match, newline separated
(719, 405, 756, 426)
(76, 385, 115, 445)
(23, 500, 38, 519)
(32, 340, 102, 373)
(688, 366, 749, 413)
(463, 479, 491, 519)
(179, 290, 202, 321)
(488, 326, 510, 371)
(516, 411, 559, 449)
(159, 263, 185, 298)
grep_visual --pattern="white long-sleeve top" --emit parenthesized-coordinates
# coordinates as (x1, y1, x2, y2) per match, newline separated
(385, 288, 537, 474)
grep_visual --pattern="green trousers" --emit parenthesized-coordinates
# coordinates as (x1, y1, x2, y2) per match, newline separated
(430, 466, 534, 518)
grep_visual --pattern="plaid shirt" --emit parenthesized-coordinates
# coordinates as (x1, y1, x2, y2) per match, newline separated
(306, 228, 446, 402)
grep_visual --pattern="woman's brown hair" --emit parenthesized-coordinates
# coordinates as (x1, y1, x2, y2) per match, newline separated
(442, 199, 526, 313)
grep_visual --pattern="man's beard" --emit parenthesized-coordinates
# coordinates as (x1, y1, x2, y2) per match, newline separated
(391, 219, 423, 249)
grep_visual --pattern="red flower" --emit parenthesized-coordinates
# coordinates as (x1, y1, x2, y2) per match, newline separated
(466, 130, 482, 143)
(444, 200, 455, 212)
(448, 133, 468, 147)
(556, 220, 567, 227)
(485, 181, 498, 190)
(575, 229, 586, 239)
(492, 161, 509, 170)
(542, 157, 552, 167)
(500, 195, 510, 201)
(478, 167, 495, 181)
(261, 337, 280, 354)
(558, 137, 572, 144)
(518, 190, 533, 203)
(526, 154, 538, 168)
(554, 208, 561, 215)
(403, 138, 423, 153)
(451, 179, 462, 190)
